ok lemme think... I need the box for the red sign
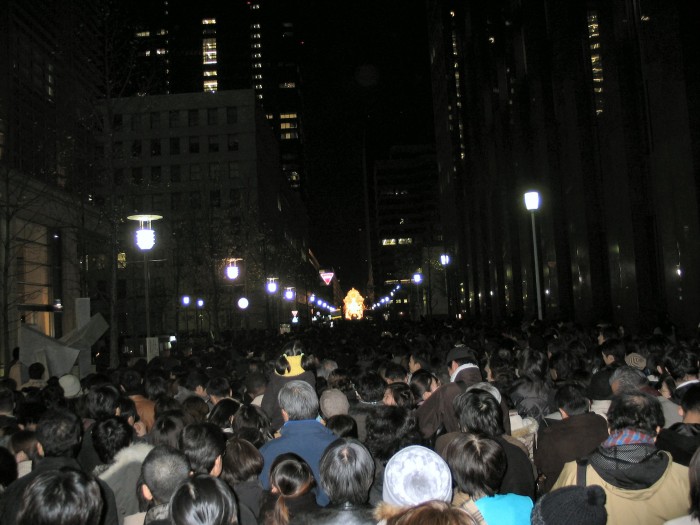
[320,271,334,285]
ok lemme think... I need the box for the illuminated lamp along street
[127,214,162,338]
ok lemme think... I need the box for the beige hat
[319,388,350,419]
[625,353,647,371]
[59,374,82,398]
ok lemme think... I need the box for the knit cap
[382,445,452,506]
[58,374,82,399]
[625,352,647,371]
[531,485,607,525]
[320,388,350,418]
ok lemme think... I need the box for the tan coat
[552,453,690,525]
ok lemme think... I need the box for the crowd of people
[1,318,700,525]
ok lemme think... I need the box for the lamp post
[196,298,204,334]
[266,278,278,331]
[412,273,423,320]
[127,214,162,338]
[524,191,543,320]
[181,295,190,335]
[440,254,450,318]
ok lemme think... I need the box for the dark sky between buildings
[297,0,435,292]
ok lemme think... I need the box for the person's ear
[211,455,223,477]
[281,409,289,422]
[141,484,154,502]
[679,406,685,417]
[36,442,45,457]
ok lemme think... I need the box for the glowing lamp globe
[524,191,540,211]
[237,297,249,309]
[136,229,155,250]
[226,265,240,280]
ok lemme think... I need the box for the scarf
[602,429,656,448]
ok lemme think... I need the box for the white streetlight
[225,258,242,280]
[524,191,543,320]
[266,278,278,294]
[238,297,249,309]
[181,295,190,335]
[412,273,423,284]
[284,287,295,301]
[127,214,162,338]
[440,254,450,266]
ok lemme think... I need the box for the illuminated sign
[320,271,334,285]
[343,288,365,320]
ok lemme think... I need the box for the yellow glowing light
[343,288,365,320]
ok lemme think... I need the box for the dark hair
[28,362,45,380]
[120,369,143,395]
[170,475,238,525]
[182,395,210,423]
[0,446,17,488]
[220,438,264,486]
[409,351,431,372]
[517,349,549,382]
[92,416,133,463]
[384,363,408,383]
[85,384,121,421]
[444,433,506,499]
[40,384,68,411]
[144,375,169,400]
[682,384,700,414]
[16,469,103,525]
[385,500,479,525]
[142,445,191,505]
[10,429,38,460]
[180,422,226,475]
[154,397,183,419]
[206,377,231,399]
[267,454,315,525]
[554,384,590,416]
[184,370,209,392]
[549,352,580,382]
[453,390,504,437]
[149,411,186,448]
[231,405,273,447]
[607,392,664,436]
[365,406,421,463]
[384,383,415,408]
[319,438,374,505]
[37,409,82,458]
[600,339,626,364]
[663,348,700,382]
[325,414,358,439]
[409,370,438,402]
[243,373,266,400]
[356,372,386,403]
[0,387,14,413]
[275,340,314,376]
[118,396,140,424]
[208,398,242,431]
[689,447,700,519]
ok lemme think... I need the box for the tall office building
[427,0,700,331]
[122,0,306,196]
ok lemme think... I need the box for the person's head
[28,362,45,380]
[0,446,17,488]
[319,438,374,505]
[607,391,664,436]
[317,359,338,380]
[10,429,38,463]
[383,500,480,525]
[182,395,210,423]
[0,387,14,414]
[267,454,315,525]
[549,352,580,382]
[517,348,549,382]
[408,351,431,374]
[409,370,439,403]
[231,404,273,447]
[141,445,191,505]
[365,406,420,463]
[355,372,387,403]
[180,422,227,476]
[85,384,121,421]
[454,389,504,437]
[206,377,232,404]
[319,389,350,419]
[16,470,103,525]
[383,383,415,408]
[445,346,479,375]
[278,380,318,421]
[600,339,626,366]
[36,409,82,458]
[275,340,314,376]
[149,411,186,448]
[531,485,607,525]
[444,433,506,500]
[689,447,700,520]
[119,369,143,395]
[118,396,140,428]
[208,398,241,431]
[184,370,209,398]
[92,416,133,464]
[384,363,408,384]
[243,372,266,401]
[597,324,618,346]
[325,414,358,438]
[663,348,700,382]
[681,384,700,420]
[144,374,169,400]
[220,438,264,486]
[554,384,590,417]
[382,445,452,506]
[609,365,648,394]
[169,475,238,525]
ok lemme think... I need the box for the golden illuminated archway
[343,288,365,320]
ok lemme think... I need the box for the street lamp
[266,278,278,294]
[237,297,249,309]
[225,258,242,280]
[284,287,295,301]
[182,295,190,334]
[440,254,451,318]
[127,214,162,338]
[524,191,543,320]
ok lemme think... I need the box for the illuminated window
[587,11,604,115]
[280,113,297,119]
[253,62,262,69]
[136,31,150,37]
[204,79,218,92]
[203,38,217,65]
[156,48,166,55]
[202,18,217,25]
[279,82,296,88]
[252,24,261,29]
[280,132,297,140]
[118,252,127,269]
[252,33,261,39]
[265,114,274,120]
[255,84,263,89]
[398,238,413,245]
[251,4,260,9]
[252,53,262,58]
[204,70,217,77]
[257,93,263,100]
[280,122,297,129]
[157,29,167,35]
[252,43,261,48]
[254,74,263,80]
[382,239,397,246]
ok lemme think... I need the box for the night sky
[298,0,435,292]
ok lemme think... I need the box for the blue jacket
[259,419,337,506]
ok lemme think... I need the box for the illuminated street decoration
[343,288,365,320]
